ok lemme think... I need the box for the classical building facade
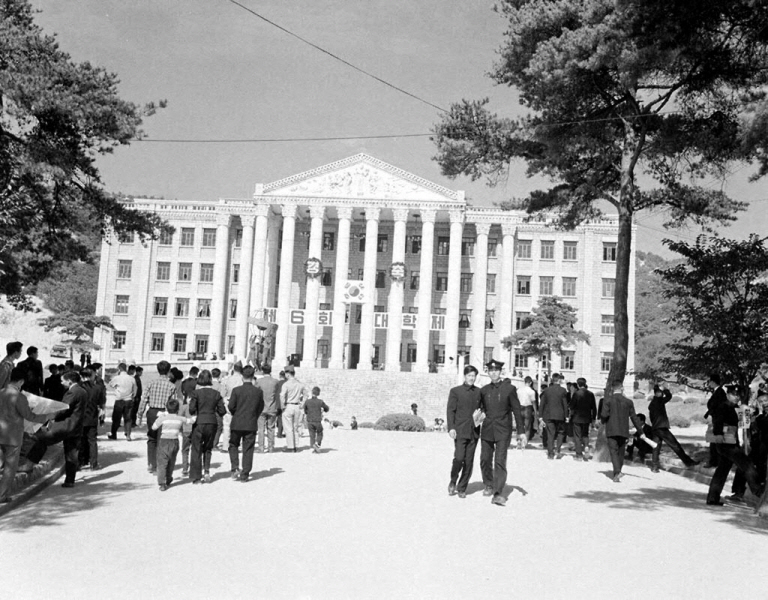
[95,154,635,386]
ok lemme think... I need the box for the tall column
[273,203,298,368]
[249,204,271,314]
[385,208,409,371]
[329,207,353,369]
[471,222,491,369]
[498,222,516,362]
[414,209,436,373]
[444,210,464,372]
[302,206,325,366]
[262,215,280,308]
[357,207,380,370]
[234,213,256,360]
[209,212,232,357]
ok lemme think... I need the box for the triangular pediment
[262,154,459,201]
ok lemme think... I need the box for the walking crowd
[0,341,331,501]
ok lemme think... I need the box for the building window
[322,268,332,287]
[226,335,236,355]
[563,241,578,261]
[117,231,134,244]
[410,271,420,290]
[486,274,496,294]
[517,275,531,295]
[200,263,214,283]
[516,239,532,259]
[408,307,418,314]
[317,339,330,359]
[232,264,240,283]
[175,298,189,317]
[372,345,381,365]
[151,333,164,352]
[462,238,475,256]
[318,303,331,310]
[483,346,495,365]
[202,228,216,247]
[159,229,173,245]
[485,310,495,330]
[357,235,366,252]
[375,271,386,288]
[601,314,615,335]
[603,242,617,262]
[374,304,385,313]
[514,352,528,369]
[459,312,471,329]
[117,260,132,279]
[173,334,187,353]
[406,343,417,363]
[114,295,129,314]
[433,307,447,315]
[197,299,212,318]
[488,238,498,257]
[562,351,575,371]
[355,305,362,324]
[234,228,243,248]
[112,330,126,349]
[357,268,365,280]
[407,235,421,254]
[437,236,450,256]
[178,263,192,281]
[229,299,238,319]
[156,262,171,281]
[515,312,531,330]
[433,345,445,364]
[153,297,168,316]
[460,273,473,293]
[562,277,577,297]
[436,272,448,292]
[601,352,614,372]
[602,278,616,298]
[195,335,209,355]
[180,228,195,247]
[377,234,388,253]
[323,231,335,251]
[540,240,555,260]
[540,276,554,296]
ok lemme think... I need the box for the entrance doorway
[350,344,360,369]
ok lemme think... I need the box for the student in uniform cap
[479,359,526,506]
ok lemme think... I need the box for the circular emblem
[343,280,366,302]
[389,261,407,282]
[305,257,323,278]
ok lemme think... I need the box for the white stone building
[95,154,635,388]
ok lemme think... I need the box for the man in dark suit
[569,377,597,461]
[78,368,105,470]
[227,365,264,482]
[704,373,727,468]
[539,373,569,459]
[446,365,482,499]
[19,346,44,396]
[479,359,526,507]
[601,380,645,482]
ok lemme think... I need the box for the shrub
[359,422,375,429]
[670,395,684,403]
[331,420,343,428]
[374,413,426,432]
[633,391,646,400]
[669,415,691,428]
[683,396,700,404]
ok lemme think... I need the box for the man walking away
[304,386,330,453]
[280,366,308,452]
[601,381,645,482]
[108,363,136,441]
[227,366,264,482]
[130,366,143,427]
[255,364,280,452]
[569,378,597,461]
[446,365,482,498]
[78,368,104,470]
[19,346,44,396]
[539,373,569,459]
[137,361,177,475]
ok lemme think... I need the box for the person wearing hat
[279,366,310,452]
[479,359,526,506]
[446,365,482,498]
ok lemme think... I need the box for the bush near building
[374,414,426,432]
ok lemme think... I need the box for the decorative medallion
[343,280,366,303]
[305,257,323,279]
[389,261,407,283]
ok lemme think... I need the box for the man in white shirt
[108,363,137,441]
[517,376,538,444]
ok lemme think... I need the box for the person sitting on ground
[626,414,655,464]
[152,399,191,491]
[304,386,329,453]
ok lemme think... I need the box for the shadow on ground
[564,486,768,534]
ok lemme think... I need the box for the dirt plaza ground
[2,427,768,600]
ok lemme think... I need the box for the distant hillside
[0,295,69,365]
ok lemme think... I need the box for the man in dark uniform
[446,365,482,499]
[479,359,526,507]
[601,380,645,482]
[569,377,597,461]
[539,373,569,459]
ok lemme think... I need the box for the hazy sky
[31,0,768,255]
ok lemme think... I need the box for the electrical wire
[133,133,432,143]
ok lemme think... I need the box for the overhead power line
[225,0,447,113]
[134,133,432,143]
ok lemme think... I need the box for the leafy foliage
[502,296,589,378]
[659,234,768,399]
[373,414,426,432]
[432,0,768,390]
[0,0,170,299]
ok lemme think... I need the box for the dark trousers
[146,408,161,470]
[63,436,80,484]
[181,431,192,472]
[572,422,590,457]
[213,413,224,448]
[607,435,628,476]
[79,425,98,467]
[229,430,256,476]
[733,444,767,497]
[130,399,140,427]
[708,443,719,467]
[707,443,762,503]
[522,406,536,441]
[450,436,478,492]
[276,409,284,437]
[652,427,696,467]
[480,437,510,496]
[156,438,179,486]
[110,400,133,437]
[190,422,217,481]
[545,420,565,456]
[308,421,324,447]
